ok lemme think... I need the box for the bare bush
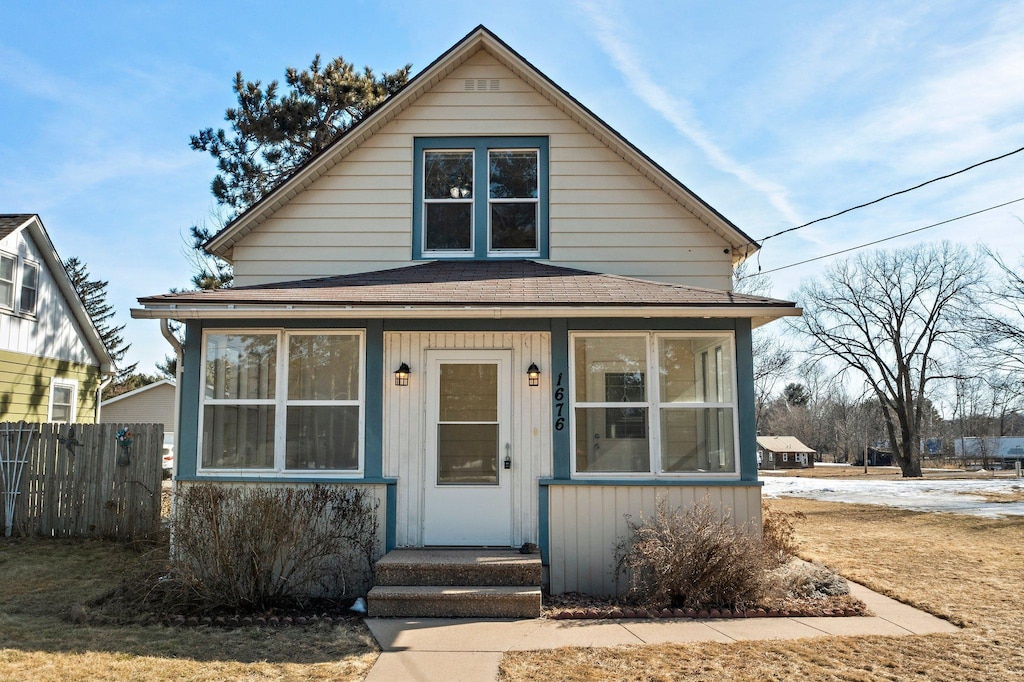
[761,502,802,567]
[766,559,850,599]
[167,484,379,611]
[615,498,770,610]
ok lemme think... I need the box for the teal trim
[539,478,762,487]
[735,319,758,482]
[385,482,397,552]
[551,319,570,479]
[176,321,202,479]
[176,475,398,485]
[364,320,384,479]
[538,484,549,564]
[412,136,549,260]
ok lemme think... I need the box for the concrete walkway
[364,581,957,681]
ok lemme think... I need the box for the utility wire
[751,144,1024,247]
[740,196,1024,278]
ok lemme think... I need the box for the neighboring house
[100,379,176,437]
[0,214,113,423]
[757,435,815,470]
[853,446,894,467]
[955,437,1024,468]
[132,27,800,596]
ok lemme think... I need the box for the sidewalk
[364,581,958,682]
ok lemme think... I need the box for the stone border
[547,605,866,620]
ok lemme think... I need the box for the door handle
[504,442,512,469]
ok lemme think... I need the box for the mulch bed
[543,593,868,620]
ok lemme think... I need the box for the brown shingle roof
[139,260,794,308]
[0,214,34,241]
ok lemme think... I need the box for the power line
[750,144,1024,247]
[741,196,1024,278]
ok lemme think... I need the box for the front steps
[367,548,542,618]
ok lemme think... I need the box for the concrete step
[375,548,541,587]
[367,585,542,618]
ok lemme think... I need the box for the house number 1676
[553,372,565,431]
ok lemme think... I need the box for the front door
[423,349,513,546]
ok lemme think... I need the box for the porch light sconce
[527,363,541,387]
[394,362,411,387]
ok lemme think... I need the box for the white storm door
[423,349,513,546]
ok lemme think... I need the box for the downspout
[94,371,115,423]
[161,319,184,546]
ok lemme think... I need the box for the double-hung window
[199,330,364,475]
[0,252,14,309]
[19,260,38,315]
[48,379,77,423]
[571,332,739,477]
[414,137,548,259]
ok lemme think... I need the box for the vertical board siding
[0,422,162,539]
[231,49,732,291]
[547,484,763,596]
[382,332,552,547]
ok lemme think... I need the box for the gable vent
[464,79,501,91]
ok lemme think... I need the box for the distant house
[757,436,815,470]
[0,214,113,422]
[100,379,176,438]
[955,437,1024,468]
[853,446,893,467]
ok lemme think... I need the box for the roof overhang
[5,215,114,373]
[131,303,800,328]
[204,26,759,263]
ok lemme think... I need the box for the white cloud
[575,0,803,225]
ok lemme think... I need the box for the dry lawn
[762,465,1020,480]
[501,498,1024,681]
[0,539,378,681]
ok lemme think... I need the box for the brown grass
[501,499,1024,681]
[0,539,378,681]
[763,465,1021,480]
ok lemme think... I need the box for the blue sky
[2,0,1023,374]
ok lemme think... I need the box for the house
[757,435,815,470]
[1,214,113,422]
[132,26,800,599]
[955,437,1024,469]
[100,379,176,470]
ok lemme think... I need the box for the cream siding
[547,484,763,596]
[101,382,177,433]
[382,331,552,548]
[0,228,97,366]
[231,49,733,290]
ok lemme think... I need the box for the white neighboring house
[0,214,113,422]
[101,379,177,472]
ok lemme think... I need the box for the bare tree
[791,242,985,477]
[976,245,1024,373]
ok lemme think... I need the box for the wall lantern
[394,362,411,387]
[527,362,541,387]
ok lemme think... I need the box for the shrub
[166,484,379,611]
[761,502,802,567]
[766,559,850,599]
[615,497,771,610]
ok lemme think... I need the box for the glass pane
[53,386,73,406]
[19,285,36,314]
[286,405,359,470]
[0,281,11,309]
[439,363,497,422]
[490,203,537,251]
[574,336,647,403]
[51,403,70,423]
[204,334,277,400]
[438,423,498,484]
[425,151,473,199]
[660,408,735,472]
[575,407,649,472]
[425,203,472,250]
[659,337,733,403]
[288,334,359,401]
[21,264,37,288]
[201,405,275,469]
[489,150,538,198]
[0,255,13,282]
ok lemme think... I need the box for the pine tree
[64,257,137,381]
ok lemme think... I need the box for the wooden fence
[0,422,163,540]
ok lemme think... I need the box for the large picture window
[571,333,738,477]
[414,137,548,260]
[200,330,363,474]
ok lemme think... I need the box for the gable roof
[204,25,758,262]
[100,379,175,407]
[134,259,798,326]
[0,214,114,372]
[757,436,816,454]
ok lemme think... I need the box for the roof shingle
[0,214,34,241]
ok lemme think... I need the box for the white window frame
[48,378,78,423]
[0,250,15,310]
[197,328,366,477]
[19,259,39,316]
[422,148,476,258]
[569,331,741,480]
[486,147,541,257]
